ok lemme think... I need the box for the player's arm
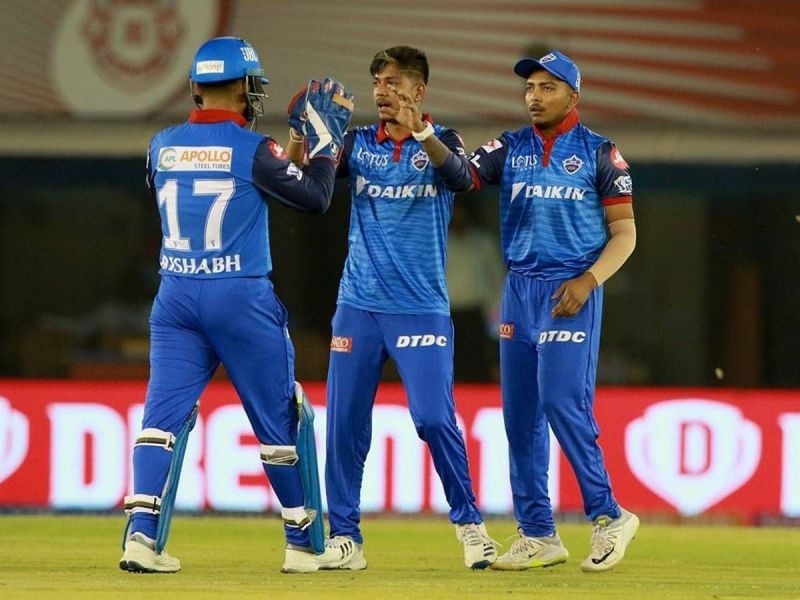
[430,128,474,192]
[145,144,156,202]
[252,138,335,214]
[464,136,509,193]
[551,143,636,318]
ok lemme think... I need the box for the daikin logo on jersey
[510,182,586,203]
[355,176,438,199]
[157,146,233,172]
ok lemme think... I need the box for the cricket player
[466,50,639,572]
[287,46,497,570]
[118,36,353,574]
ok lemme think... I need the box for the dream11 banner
[0,380,798,522]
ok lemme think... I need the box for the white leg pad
[260,444,298,466]
[135,428,175,451]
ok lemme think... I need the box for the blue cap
[190,36,269,85]
[514,50,580,92]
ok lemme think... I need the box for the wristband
[289,128,305,143]
[411,122,435,142]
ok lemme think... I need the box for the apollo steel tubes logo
[625,399,761,515]
[0,397,29,485]
[50,0,230,116]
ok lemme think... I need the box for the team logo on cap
[411,149,430,171]
[539,53,557,63]
[562,154,583,174]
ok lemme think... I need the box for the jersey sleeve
[467,135,510,190]
[145,142,156,202]
[252,136,336,213]
[434,128,473,192]
[335,130,356,179]
[595,141,633,206]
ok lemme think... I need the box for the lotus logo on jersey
[356,148,389,169]
[499,324,514,339]
[396,335,448,348]
[511,155,538,170]
[538,330,586,344]
[330,336,353,353]
[626,399,761,515]
[613,175,633,194]
[0,397,29,485]
[510,183,586,203]
[411,149,430,171]
[562,154,583,174]
[356,176,438,200]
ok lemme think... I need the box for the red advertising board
[1,380,798,522]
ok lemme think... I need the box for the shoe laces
[505,532,549,557]
[589,517,617,556]
[459,524,500,549]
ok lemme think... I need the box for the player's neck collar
[377,114,433,143]
[188,109,248,127]
[533,109,580,140]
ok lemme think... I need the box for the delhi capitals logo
[562,154,583,174]
[411,149,430,171]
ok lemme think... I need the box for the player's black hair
[370,46,429,84]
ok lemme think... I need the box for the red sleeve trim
[469,164,482,191]
[602,195,633,206]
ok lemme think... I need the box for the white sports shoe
[455,522,498,569]
[281,536,367,573]
[318,536,367,570]
[119,532,181,573]
[491,531,569,571]
[581,507,640,572]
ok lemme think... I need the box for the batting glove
[302,78,354,161]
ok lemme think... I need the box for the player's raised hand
[303,77,354,161]
[388,84,424,133]
[287,84,308,135]
[551,272,597,318]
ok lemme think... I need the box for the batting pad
[155,403,199,554]
[295,382,325,554]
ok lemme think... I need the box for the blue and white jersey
[469,110,633,280]
[335,120,470,316]
[147,109,334,278]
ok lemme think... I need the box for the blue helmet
[189,37,269,126]
[190,36,269,85]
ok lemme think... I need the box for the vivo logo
[626,399,761,515]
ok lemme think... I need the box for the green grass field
[1,515,798,599]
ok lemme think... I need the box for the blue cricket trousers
[500,271,619,537]
[325,305,483,543]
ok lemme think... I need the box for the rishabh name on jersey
[498,123,625,280]
[337,124,454,316]
[149,120,269,279]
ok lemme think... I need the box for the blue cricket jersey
[469,110,633,280]
[335,120,471,315]
[147,109,335,278]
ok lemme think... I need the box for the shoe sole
[119,560,179,574]
[490,555,568,571]
[468,560,493,570]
